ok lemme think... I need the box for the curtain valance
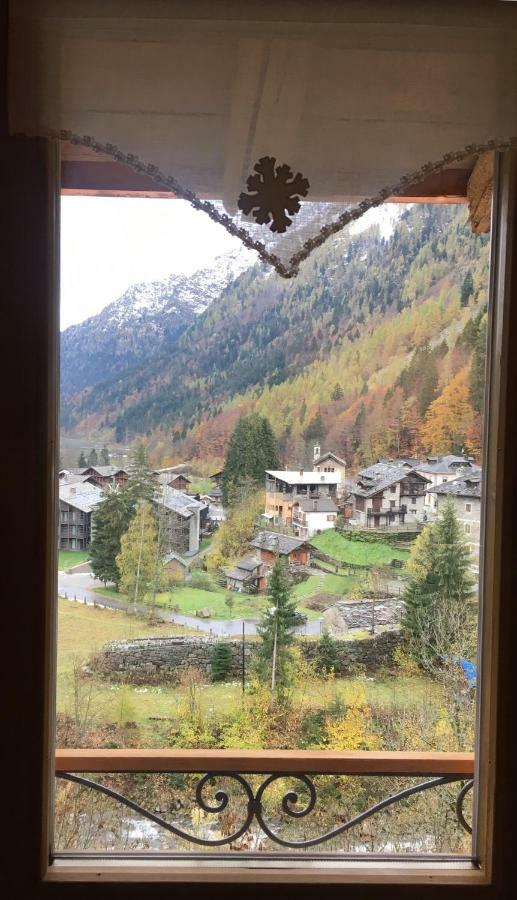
[9,1,517,275]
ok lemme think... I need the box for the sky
[60,197,402,331]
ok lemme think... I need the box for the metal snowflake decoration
[238,156,310,233]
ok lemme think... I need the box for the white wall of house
[352,480,428,527]
[294,508,337,538]
[417,470,457,508]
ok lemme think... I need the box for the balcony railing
[55,749,474,856]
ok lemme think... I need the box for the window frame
[3,127,517,893]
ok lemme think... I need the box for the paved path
[57,571,323,637]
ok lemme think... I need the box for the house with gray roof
[154,486,207,556]
[415,455,481,510]
[225,555,263,593]
[313,447,347,497]
[428,472,482,572]
[349,462,429,529]
[227,531,311,593]
[58,481,104,550]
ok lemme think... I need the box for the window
[390,500,395,508]
[390,485,397,492]
[411,496,417,503]
[466,503,472,512]
[327,514,336,521]
[465,523,471,535]
[7,10,516,888]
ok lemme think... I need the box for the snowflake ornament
[237,156,310,233]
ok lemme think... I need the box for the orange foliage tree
[420,368,475,455]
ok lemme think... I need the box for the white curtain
[9,0,517,274]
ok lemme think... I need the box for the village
[57,443,481,638]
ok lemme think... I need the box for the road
[57,571,323,637]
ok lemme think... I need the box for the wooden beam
[55,748,475,775]
[60,157,472,203]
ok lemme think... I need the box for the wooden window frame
[2,100,517,900]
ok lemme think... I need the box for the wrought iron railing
[55,750,475,855]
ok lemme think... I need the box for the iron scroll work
[56,769,474,851]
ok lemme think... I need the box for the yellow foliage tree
[420,367,474,455]
[207,489,264,571]
[116,501,160,607]
[324,684,380,751]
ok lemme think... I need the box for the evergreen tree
[222,413,279,505]
[116,501,159,608]
[469,318,487,415]
[256,559,299,696]
[460,270,474,307]
[77,451,87,468]
[331,382,344,401]
[101,446,111,466]
[315,631,339,674]
[211,642,232,682]
[87,448,98,467]
[403,498,474,667]
[127,442,156,506]
[90,489,134,587]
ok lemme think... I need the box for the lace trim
[53,130,513,278]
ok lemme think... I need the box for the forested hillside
[61,205,489,468]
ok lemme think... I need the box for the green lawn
[311,530,409,566]
[56,599,440,740]
[292,573,359,601]
[58,549,90,572]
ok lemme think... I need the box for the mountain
[60,247,254,397]
[61,205,489,468]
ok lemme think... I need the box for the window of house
[390,485,397,492]
[466,503,472,512]
[11,2,517,890]
[465,524,472,535]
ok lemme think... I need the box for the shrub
[211,642,232,682]
[189,570,217,592]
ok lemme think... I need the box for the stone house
[313,447,347,498]
[80,465,129,489]
[415,455,481,510]
[265,469,340,527]
[154,486,207,556]
[227,532,311,593]
[428,472,482,573]
[291,496,338,538]
[349,462,430,528]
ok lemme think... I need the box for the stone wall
[92,630,404,685]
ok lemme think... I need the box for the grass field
[311,531,409,566]
[292,573,359,601]
[56,599,439,741]
[58,549,90,572]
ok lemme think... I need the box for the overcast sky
[60,197,402,331]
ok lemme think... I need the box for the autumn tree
[420,368,475,455]
[116,501,160,609]
[207,489,264,570]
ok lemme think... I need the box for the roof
[226,555,261,581]
[154,486,206,518]
[350,463,429,498]
[59,473,89,485]
[429,472,482,499]
[80,465,128,477]
[250,531,307,554]
[314,451,346,467]
[266,469,340,486]
[296,497,338,513]
[416,455,480,476]
[378,457,421,468]
[59,481,104,513]
[163,551,189,568]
